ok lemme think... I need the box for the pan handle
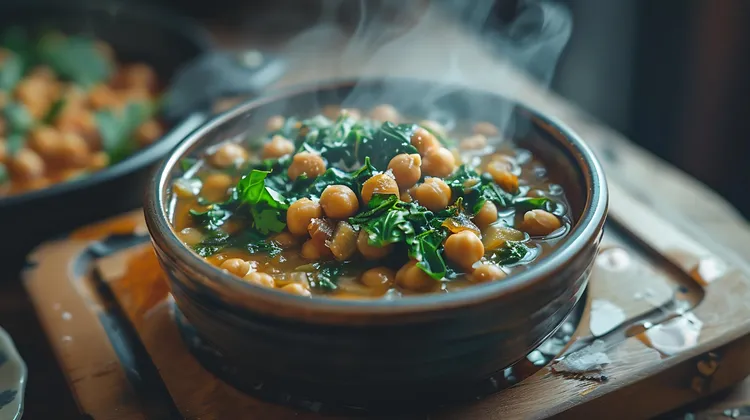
[161,49,287,122]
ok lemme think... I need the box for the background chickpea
[320,185,359,219]
[418,120,447,138]
[413,177,451,211]
[459,134,487,150]
[209,143,248,168]
[262,135,295,159]
[220,258,251,277]
[360,172,399,204]
[287,198,323,236]
[471,263,506,283]
[121,63,157,91]
[88,84,120,110]
[28,126,61,159]
[444,231,485,270]
[281,283,312,297]
[357,230,392,260]
[473,201,498,229]
[10,148,45,180]
[473,121,499,137]
[396,260,435,292]
[322,105,341,120]
[369,104,400,122]
[521,209,562,236]
[58,132,90,168]
[422,147,456,177]
[410,127,439,155]
[387,153,422,189]
[360,267,395,289]
[135,120,164,146]
[266,115,285,132]
[486,161,519,193]
[287,152,326,181]
[244,272,275,288]
[88,152,109,171]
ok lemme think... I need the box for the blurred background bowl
[0,0,213,271]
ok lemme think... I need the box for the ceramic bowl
[0,327,26,420]
[145,78,608,411]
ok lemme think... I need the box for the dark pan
[0,0,212,270]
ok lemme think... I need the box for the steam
[275,0,572,136]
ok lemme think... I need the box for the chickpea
[473,201,498,229]
[272,231,298,248]
[329,221,359,261]
[387,153,422,189]
[338,108,361,120]
[88,151,109,171]
[287,198,323,236]
[0,140,7,163]
[58,132,90,168]
[262,135,295,159]
[122,63,157,90]
[209,143,248,168]
[88,84,120,109]
[473,121,499,137]
[15,78,52,118]
[410,127,439,156]
[281,283,312,297]
[244,272,275,288]
[422,147,456,177]
[444,231,485,270]
[219,258,251,277]
[28,126,61,158]
[360,172,399,205]
[322,105,341,120]
[459,134,487,150]
[486,161,519,193]
[521,209,562,236]
[179,227,204,246]
[357,230,392,260]
[369,104,400,122]
[201,173,233,201]
[10,148,45,180]
[396,260,435,292]
[302,239,331,260]
[360,267,396,289]
[471,263,506,283]
[266,115,285,132]
[413,177,451,212]
[320,185,359,219]
[135,120,164,146]
[400,191,413,202]
[287,152,326,181]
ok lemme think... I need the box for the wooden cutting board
[20,179,750,419]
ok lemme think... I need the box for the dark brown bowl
[144,78,608,412]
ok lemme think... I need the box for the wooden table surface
[3,13,750,420]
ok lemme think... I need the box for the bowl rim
[145,77,608,317]
[0,0,214,209]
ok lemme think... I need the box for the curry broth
[171,106,572,299]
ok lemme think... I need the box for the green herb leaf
[408,230,447,280]
[512,196,564,215]
[42,98,66,124]
[3,102,33,134]
[235,169,289,234]
[309,261,349,291]
[37,33,112,87]
[492,241,529,265]
[179,158,198,173]
[0,163,9,185]
[444,165,513,214]
[96,101,154,163]
[0,51,23,91]
[357,122,419,169]
[193,228,280,257]
[6,133,26,157]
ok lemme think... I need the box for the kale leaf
[235,169,289,235]
[491,241,530,266]
[357,122,419,170]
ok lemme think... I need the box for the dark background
[152,0,750,218]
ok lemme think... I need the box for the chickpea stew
[0,27,164,196]
[172,105,572,299]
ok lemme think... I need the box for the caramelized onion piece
[441,213,481,237]
[482,224,526,251]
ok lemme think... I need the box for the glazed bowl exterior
[0,0,212,270]
[145,78,608,410]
